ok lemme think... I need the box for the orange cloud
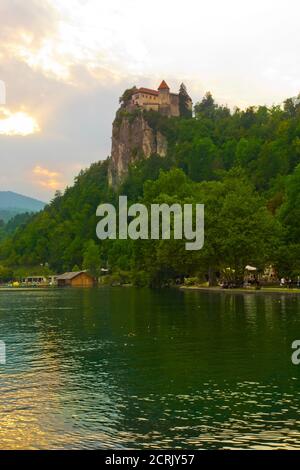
[33,165,59,178]
[32,165,63,190]
[38,179,60,189]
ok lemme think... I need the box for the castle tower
[158,80,171,116]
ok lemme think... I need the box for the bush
[184,277,200,286]
[132,271,151,287]
[0,265,14,283]
[100,270,132,286]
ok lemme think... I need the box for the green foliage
[131,270,151,287]
[0,161,109,273]
[133,168,281,286]
[194,92,230,120]
[184,277,200,286]
[83,239,101,277]
[179,83,192,118]
[200,169,281,281]
[279,163,300,242]
[0,265,14,283]
[1,91,300,284]
[0,212,34,242]
[102,270,132,286]
[119,86,137,106]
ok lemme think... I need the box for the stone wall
[170,93,180,117]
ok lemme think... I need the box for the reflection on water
[0,287,300,449]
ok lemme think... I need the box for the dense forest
[1,92,300,286]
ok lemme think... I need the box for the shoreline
[180,286,300,295]
[1,285,300,296]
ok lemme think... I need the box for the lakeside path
[181,286,300,295]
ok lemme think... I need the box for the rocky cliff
[108,111,168,187]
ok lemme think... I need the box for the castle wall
[143,103,160,112]
[132,92,159,107]
[157,89,170,116]
[170,93,180,117]
[158,89,170,105]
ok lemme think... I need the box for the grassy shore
[181,285,300,295]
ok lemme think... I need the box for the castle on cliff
[129,80,192,117]
[108,81,193,186]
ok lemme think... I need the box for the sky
[0,0,299,201]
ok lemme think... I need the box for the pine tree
[179,83,192,118]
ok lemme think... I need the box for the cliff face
[108,112,168,187]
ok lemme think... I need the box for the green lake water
[0,287,300,449]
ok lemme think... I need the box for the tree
[119,87,137,107]
[0,265,13,283]
[179,83,192,118]
[82,240,101,277]
[193,170,282,284]
[283,95,300,118]
[279,163,300,242]
[194,92,217,119]
[139,168,280,285]
[185,137,220,182]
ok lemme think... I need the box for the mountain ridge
[0,191,45,210]
[0,191,46,222]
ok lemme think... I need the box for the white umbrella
[245,265,257,271]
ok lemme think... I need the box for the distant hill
[0,191,45,222]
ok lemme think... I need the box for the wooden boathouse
[56,271,95,287]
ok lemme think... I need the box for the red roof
[158,80,170,90]
[134,87,159,96]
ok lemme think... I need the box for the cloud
[38,179,61,189]
[0,108,39,136]
[0,0,134,83]
[0,0,75,86]
[0,80,6,105]
[1,0,300,201]
[33,165,59,178]
[1,0,300,101]
[0,0,58,50]
[32,165,63,190]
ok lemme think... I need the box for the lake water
[0,287,300,449]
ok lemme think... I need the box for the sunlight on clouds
[33,166,60,178]
[5,0,149,83]
[17,39,70,81]
[1,0,300,105]
[39,179,61,189]
[33,165,62,190]
[0,109,40,136]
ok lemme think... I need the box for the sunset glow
[0,110,40,136]
[33,165,62,190]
